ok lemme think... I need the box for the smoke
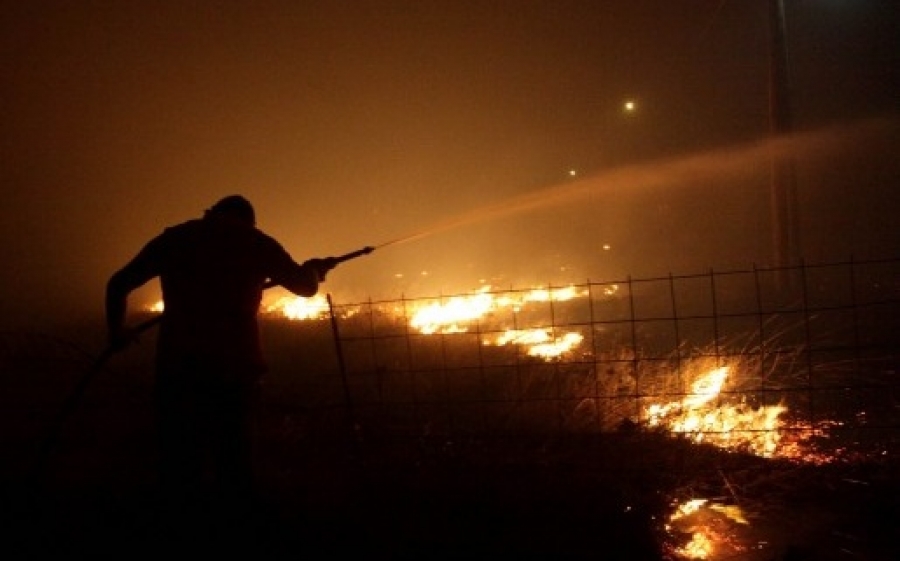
[347,116,899,297]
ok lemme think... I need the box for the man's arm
[270,260,324,297]
[106,238,164,351]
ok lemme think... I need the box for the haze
[2,1,898,331]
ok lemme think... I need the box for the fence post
[327,293,361,462]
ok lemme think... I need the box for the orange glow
[676,532,714,560]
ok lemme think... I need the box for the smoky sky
[2,1,898,330]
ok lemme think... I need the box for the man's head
[206,195,256,226]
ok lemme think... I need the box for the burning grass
[249,285,894,560]
[25,275,897,559]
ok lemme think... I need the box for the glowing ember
[665,498,751,560]
[676,532,714,560]
[670,498,708,521]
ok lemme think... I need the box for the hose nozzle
[332,245,375,264]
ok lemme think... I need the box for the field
[2,264,900,560]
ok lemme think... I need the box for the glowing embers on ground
[664,498,753,560]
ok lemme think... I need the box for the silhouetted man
[106,195,336,513]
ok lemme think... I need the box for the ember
[664,498,752,560]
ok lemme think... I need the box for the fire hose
[29,245,375,490]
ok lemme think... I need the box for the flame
[264,294,330,320]
[670,499,708,521]
[645,366,812,459]
[654,364,838,559]
[409,287,495,335]
[485,329,585,359]
[148,284,595,358]
[643,363,839,463]
[676,532,714,560]
[402,285,590,359]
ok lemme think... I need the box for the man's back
[107,202,319,370]
[153,217,280,368]
[104,195,327,507]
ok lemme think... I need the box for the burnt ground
[3,429,899,561]
[6,434,668,560]
[2,323,898,560]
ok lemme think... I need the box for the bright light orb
[623,100,636,112]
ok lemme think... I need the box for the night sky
[2,1,898,330]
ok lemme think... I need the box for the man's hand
[303,257,339,282]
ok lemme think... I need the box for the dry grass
[1,306,897,560]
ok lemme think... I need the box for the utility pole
[769,0,801,287]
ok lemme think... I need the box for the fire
[664,498,752,560]
[149,284,590,359]
[676,532,714,560]
[644,365,827,460]
[408,287,495,335]
[264,294,330,320]
[486,329,585,359]
[404,285,590,359]
[654,364,838,560]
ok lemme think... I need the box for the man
[106,195,336,510]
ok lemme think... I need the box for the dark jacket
[106,214,320,372]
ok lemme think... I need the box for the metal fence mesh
[328,258,900,462]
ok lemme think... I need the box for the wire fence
[3,257,898,475]
[327,258,900,463]
[4,258,897,560]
